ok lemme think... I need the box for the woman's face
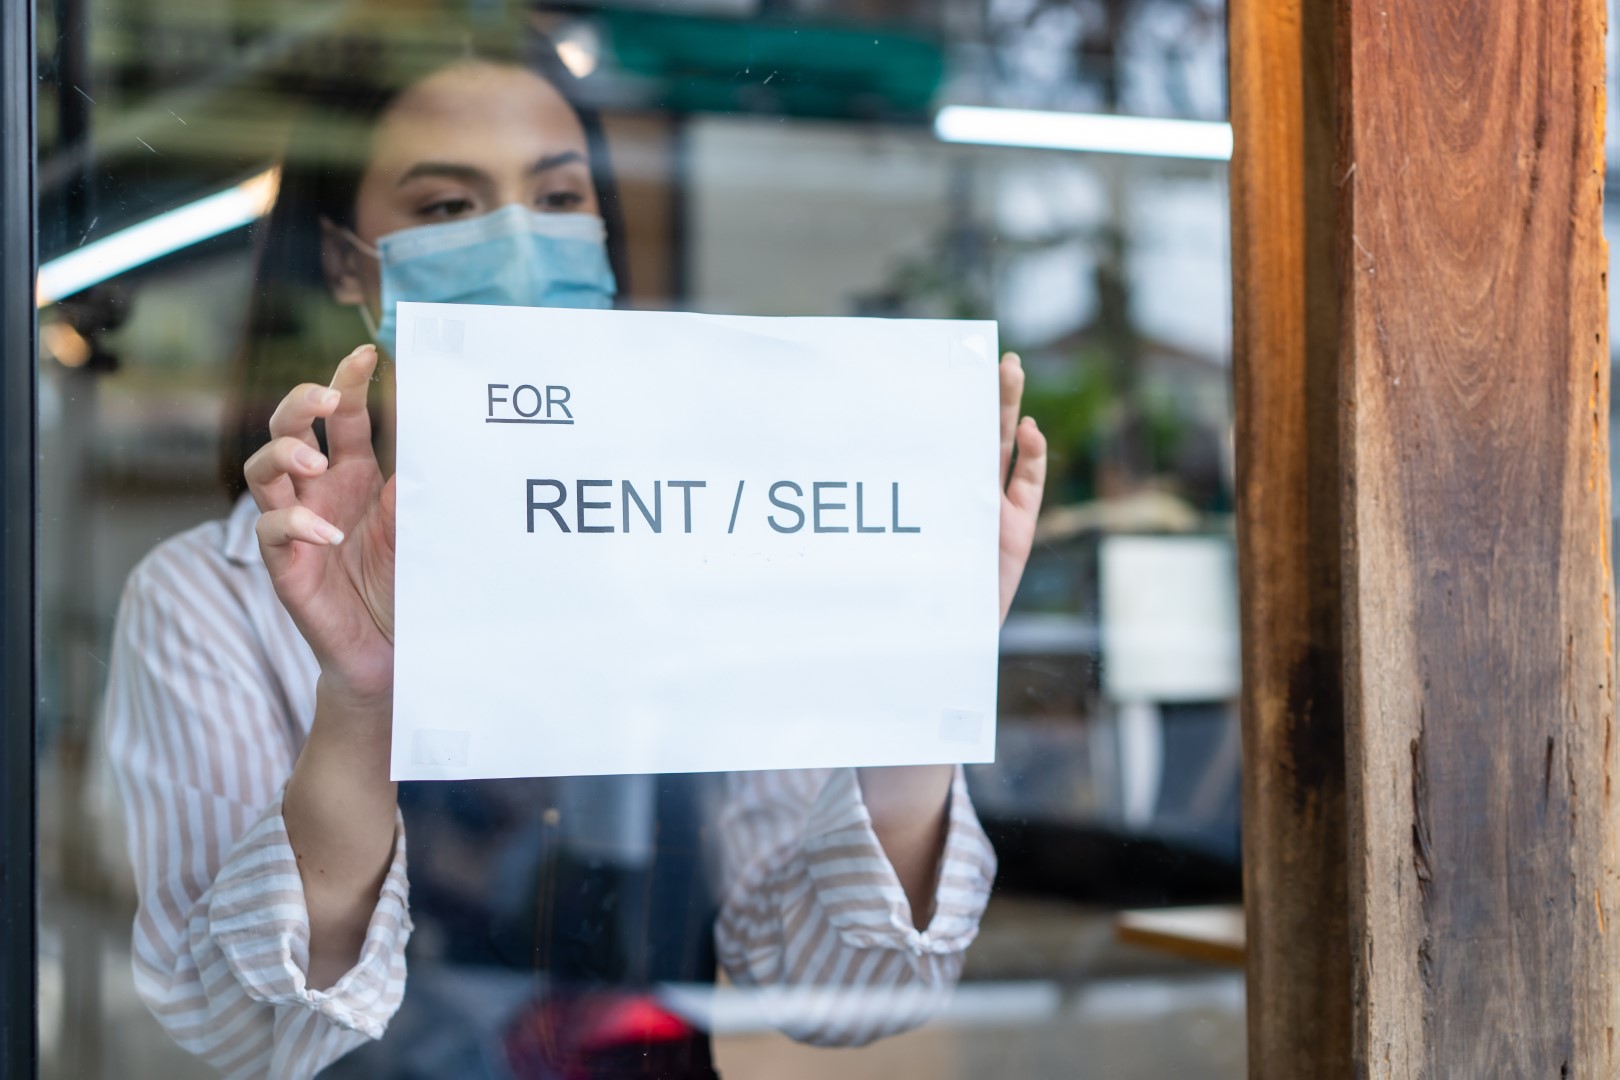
[326,60,600,312]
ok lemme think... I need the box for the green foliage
[1019,345,1116,505]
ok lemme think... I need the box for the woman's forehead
[370,61,588,172]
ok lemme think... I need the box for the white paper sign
[391,302,1001,780]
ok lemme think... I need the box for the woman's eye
[538,190,584,211]
[421,197,475,219]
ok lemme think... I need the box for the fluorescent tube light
[935,105,1232,162]
[37,167,280,307]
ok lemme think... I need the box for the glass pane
[36,2,1241,1078]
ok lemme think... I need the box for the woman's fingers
[264,344,375,461]
[324,344,378,466]
[998,417,1047,624]
[251,344,374,581]
[256,504,345,550]
[244,436,329,512]
[269,382,342,450]
[999,353,1026,488]
[1006,416,1047,516]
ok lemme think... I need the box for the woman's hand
[859,354,1047,927]
[998,352,1047,623]
[244,344,395,704]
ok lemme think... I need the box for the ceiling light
[935,106,1232,162]
[37,167,280,307]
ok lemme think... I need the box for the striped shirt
[104,494,998,1079]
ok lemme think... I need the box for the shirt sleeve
[712,766,997,1046]
[103,548,413,1080]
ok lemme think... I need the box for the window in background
[35,2,1242,1078]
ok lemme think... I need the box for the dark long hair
[219,13,629,501]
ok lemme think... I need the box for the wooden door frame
[1230,0,1615,1073]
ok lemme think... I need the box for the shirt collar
[222,492,263,567]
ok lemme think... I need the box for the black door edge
[2,0,40,1073]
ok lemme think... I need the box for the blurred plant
[1020,349,1198,507]
[1019,346,1114,504]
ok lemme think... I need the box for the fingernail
[295,447,325,471]
[317,521,344,544]
[320,388,341,408]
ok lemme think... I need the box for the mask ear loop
[337,226,386,348]
[356,295,384,348]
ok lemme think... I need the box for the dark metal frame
[1,0,38,1073]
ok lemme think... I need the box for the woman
[105,15,1048,1080]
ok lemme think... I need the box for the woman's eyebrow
[527,150,585,175]
[395,161,491,187]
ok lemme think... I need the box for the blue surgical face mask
[346,203,617,355]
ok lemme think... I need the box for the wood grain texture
[1229,0,1354,1074]
[1338,0,1615,1073]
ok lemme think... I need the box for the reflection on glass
[37,3,1245,1079]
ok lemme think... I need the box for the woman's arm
[105,538,411,1080]
[103,342,411,1079]
[853,353,1047,929]
[712,766,997,1046]
[244,343,405,989]
[855,764,953,927]
[282,682,398,990]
